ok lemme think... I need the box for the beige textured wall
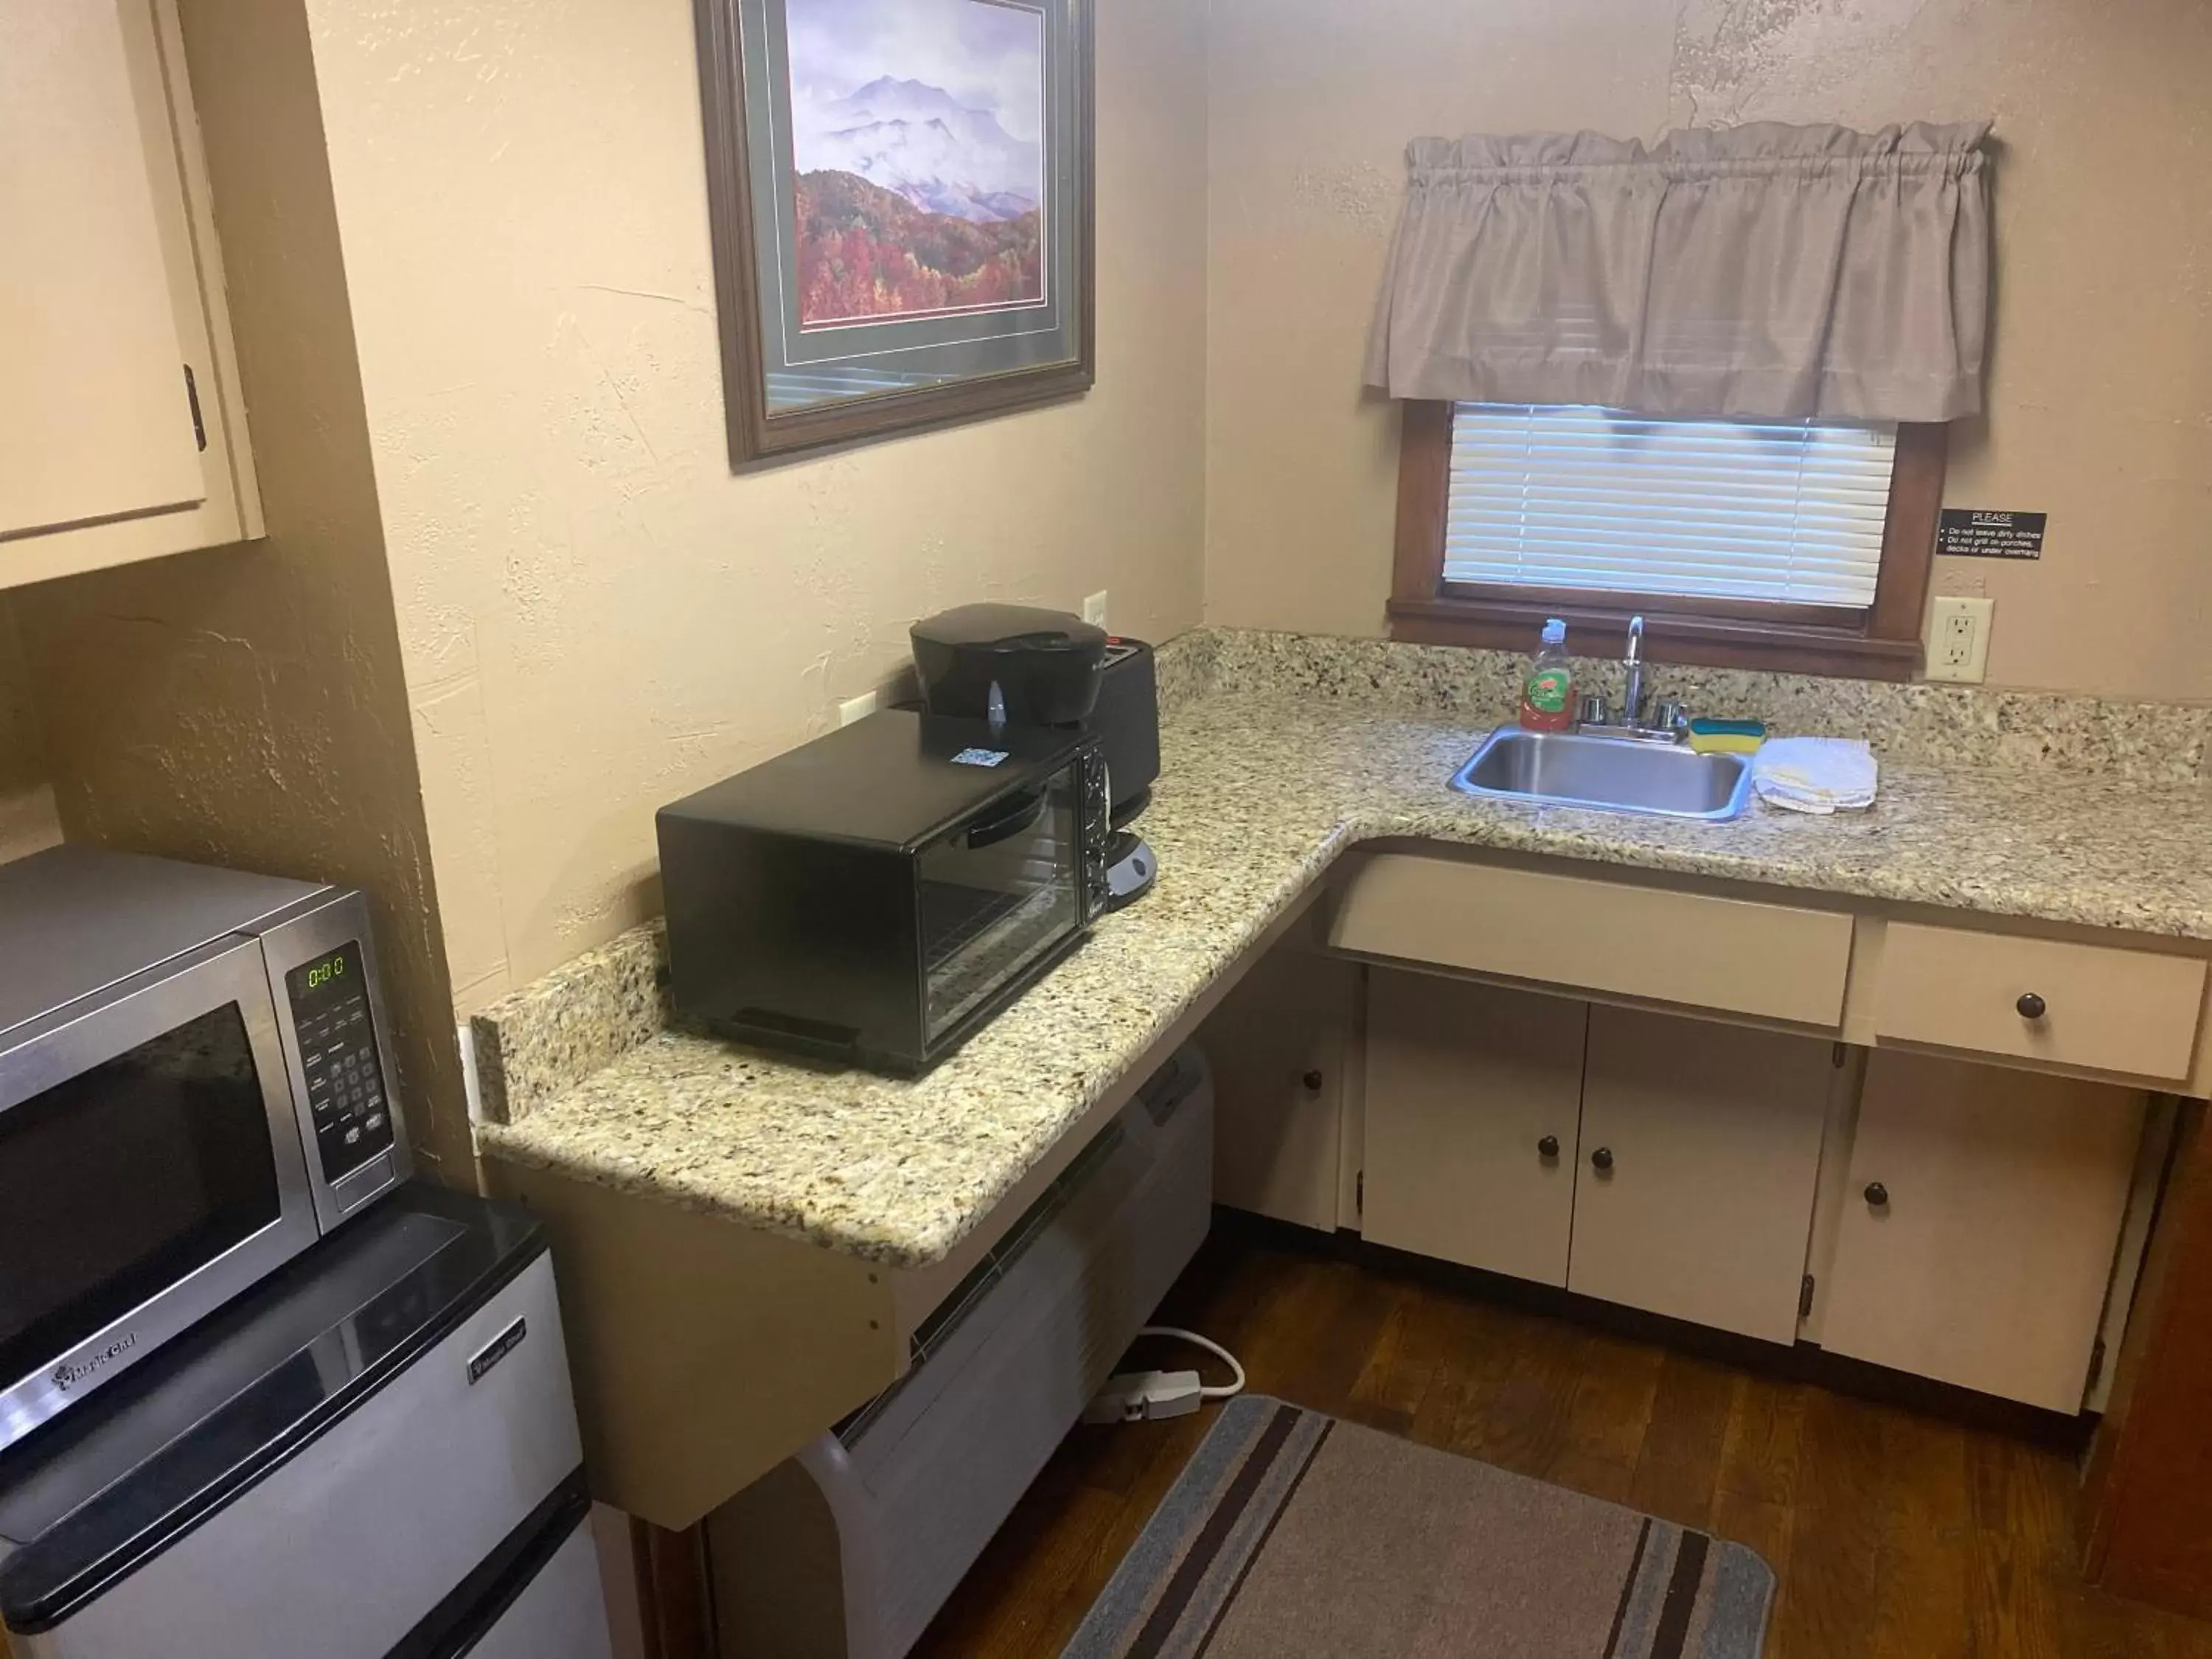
[1204,0,2212,703]
[10,0,471,1180]
[296,0,1209,1009]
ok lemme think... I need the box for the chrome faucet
[1572,615,1686,742]
[1621,615,1646,730]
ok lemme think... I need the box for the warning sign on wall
[1937,509,2047,560]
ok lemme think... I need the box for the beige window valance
[1365,121,1992,423]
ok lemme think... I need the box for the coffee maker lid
[910,603,1106,656]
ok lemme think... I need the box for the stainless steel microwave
[0,847,411,1451]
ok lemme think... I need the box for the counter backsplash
[471,922,669,1133]
[1156,627,2212,787]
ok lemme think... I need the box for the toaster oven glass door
[919,762,1084,1044]
[0,939,320,1450]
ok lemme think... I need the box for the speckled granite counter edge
[470,739,2212,1268]
[470,623,2212,1130]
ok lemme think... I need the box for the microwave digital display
[285,940,393,1183]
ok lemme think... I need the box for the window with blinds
[1444,405,1899,610]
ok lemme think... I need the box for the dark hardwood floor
[914,1222,2212,1659]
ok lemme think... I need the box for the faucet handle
[1652,699,1689,735]
[1577,694,1610,728]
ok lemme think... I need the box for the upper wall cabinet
[0,0,260,590]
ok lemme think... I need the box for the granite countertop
[473,634,2212,1272]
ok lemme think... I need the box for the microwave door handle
[964,790,1047,851]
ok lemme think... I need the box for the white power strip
[1082,1368,1203,1424]
[1081,1326,1246,1426]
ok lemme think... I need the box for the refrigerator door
[3,1197,582,1659]
[458,1511,613,1659]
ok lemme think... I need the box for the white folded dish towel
[1752,737,1879,815]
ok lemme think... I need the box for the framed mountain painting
[695,0,1094,462]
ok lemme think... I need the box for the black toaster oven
[657,711,1110,1074]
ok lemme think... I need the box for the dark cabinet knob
[1301,1070,1324,1091]
[2017,992,2047,1021]
[1538,1135,1561,1159]
[1590,1147,1614,1173]
[1865,1181,1890,1208]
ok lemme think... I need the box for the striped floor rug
[1063,1396,1773,1659]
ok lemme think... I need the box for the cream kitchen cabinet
[1301,848,2186,1402]
[1359,984,1832,1339]
[1203,943,1358,1232]
[1816,1051,2147,1413]
[1,0,260,588]
[1362,969,1587,1285]
[1568,1007,1835,1343]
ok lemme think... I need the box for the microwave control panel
[285,939,394,1183]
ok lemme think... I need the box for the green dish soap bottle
[1519,617,1575,732]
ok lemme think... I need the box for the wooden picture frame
[693,0,1096,465]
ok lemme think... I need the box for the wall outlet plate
[1926,596,1994,684]
[1082,591,1109,629]
[456,1020,485,1123]
[837,691,880,727]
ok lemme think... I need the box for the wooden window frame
[1387,400,1947,681]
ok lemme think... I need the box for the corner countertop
[473,658,2212,1271]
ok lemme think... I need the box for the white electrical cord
[1138,1326,1246,1400]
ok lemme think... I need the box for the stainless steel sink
[1453,726,1754,821]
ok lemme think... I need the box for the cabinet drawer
[1332,854,1852,1028]
[1874,924,2206,1082]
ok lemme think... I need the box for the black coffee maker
[911,604,1161,908]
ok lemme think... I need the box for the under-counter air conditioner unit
[705,1046,1215,1659]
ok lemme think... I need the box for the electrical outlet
[837,691,880,727]
[1082,591,1109,630]
[1926,596,1994,684]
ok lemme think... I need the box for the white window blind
[1445,405,1899,608]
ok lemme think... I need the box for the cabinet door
[1363,970,1586,1286]
[0,1,206,538]
[1571,1007,1832,1343]
[1204,947,1357,1231]
[1820,1051,2144,1412]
